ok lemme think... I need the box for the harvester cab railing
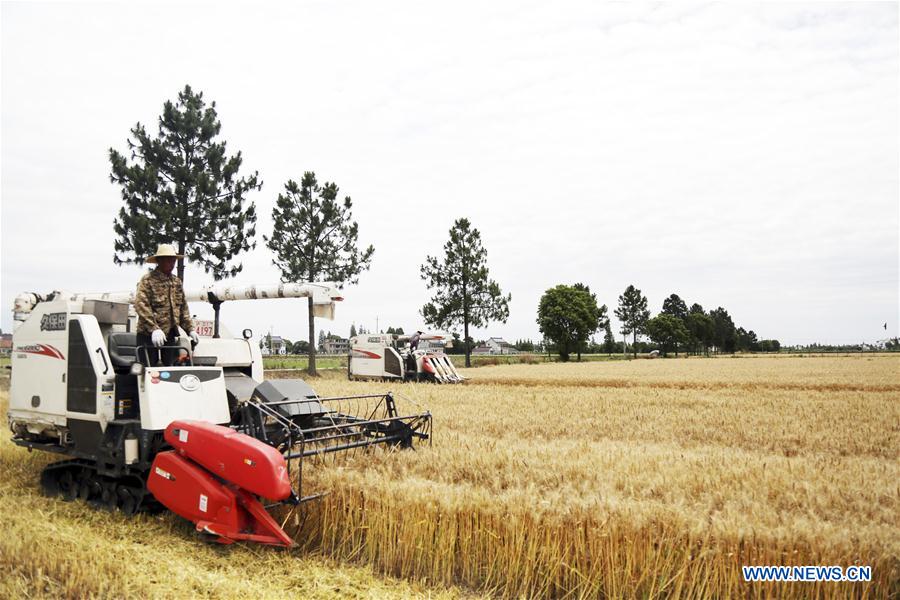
[135,343,194,368]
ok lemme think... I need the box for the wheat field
[290,355,899,598]
[1,355,898,598]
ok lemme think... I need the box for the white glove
[189,331,200,344]
[151,329,166,347]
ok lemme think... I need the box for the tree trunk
[177,240,186,282]
[462,271,471,368]
[633,331,638,358]
[307,296,317,376]
[464,320,471,368]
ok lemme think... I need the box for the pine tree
[615,285,650,358]
[109,85,261,282]
[603,320,616,354]
[661,294,688,321]
[265,172,374,375]
[660,294,689,356]
[421,218,510,367]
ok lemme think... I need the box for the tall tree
[109,85,261,282]
[350,324,358,338]
[421,218,510,367]
[709,307,737,354]
[615,285,650,358]
[537,284,608,362]
[571,283,609,361]
[265,172,374,376]
[736,327,760,352]
[685,311,714,356]
[661,294,688,321]
[602,320,617,354]
[660,293,689,356]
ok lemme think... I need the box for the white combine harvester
[348,331,466,383]
[8,282,430,546]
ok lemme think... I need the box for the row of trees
[639,291,779,357]
[110,85,793,369]
[537,284,779,360]
[110,86,512,373]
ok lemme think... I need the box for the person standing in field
[134,243,199,365]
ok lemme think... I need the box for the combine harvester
[349,331,466,383]
[8,283,431,547]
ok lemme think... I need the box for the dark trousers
[136,330,179,367]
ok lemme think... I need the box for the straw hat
[146,243,184,264]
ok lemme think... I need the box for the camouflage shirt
[134,269,193,335]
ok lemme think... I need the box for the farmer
[134,244,199,365]
[409,330,423,351]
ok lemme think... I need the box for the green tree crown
[420,218,510,367]
[537,284,608,362]
[661,294,688,321]
[109,85,261,281]
[265,172,374,284]
[646,314,690,356]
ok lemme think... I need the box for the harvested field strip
[462,355,900,388]
[465,377,900,393]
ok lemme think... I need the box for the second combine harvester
[348,332,466,383]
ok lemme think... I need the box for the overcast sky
[2,2,898,346]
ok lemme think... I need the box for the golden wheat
[287,355,899,598]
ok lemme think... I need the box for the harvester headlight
[242,328,253,340]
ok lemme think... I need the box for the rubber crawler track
[40,459,160,515]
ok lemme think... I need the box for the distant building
[471,345,493,356]
[322,338,350,355]
[264,335,287,356]
[0,332,11,356]
[486,337,518,355]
